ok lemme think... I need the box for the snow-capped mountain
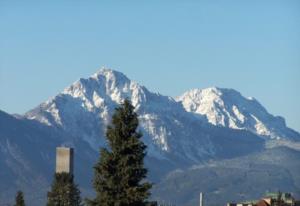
[25,69,263,164]
[177,87,300,141]
[1,68,300,205]
[25,69,207,162]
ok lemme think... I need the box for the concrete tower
[56,147,74,174]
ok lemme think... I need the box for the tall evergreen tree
[88,99,153,206]
[14,190,25,206]
[47,172,82,206]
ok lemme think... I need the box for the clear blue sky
[0,1,299,131]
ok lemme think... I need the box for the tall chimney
[200,192,203,206]
[56,147,74,174]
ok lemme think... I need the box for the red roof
[256,200,270,206]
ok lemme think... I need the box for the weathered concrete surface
[56,147,74,174]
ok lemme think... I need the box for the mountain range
[1,68,299,205]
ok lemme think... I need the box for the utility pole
[200,192,203,206]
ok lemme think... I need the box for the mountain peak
[61,68,142,106]
[183,87,242,97]
[91,68,130,82]
[25,69,300,153]
[177,87,299,140]
[25,69,220,158]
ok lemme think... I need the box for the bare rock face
[177,87,300,141]
[25,69,264,165]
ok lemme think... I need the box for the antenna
[200,192,203,206]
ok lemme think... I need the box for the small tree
[88,99,153,206]
[47,172,82,206]
[14,190,25,206]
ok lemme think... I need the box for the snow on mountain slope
[25,69,263,164]
[0,69,275,205]
[177,87,300,141]
[24,69,212,162]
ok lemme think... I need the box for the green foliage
[15,190,25,206]
[47,172,82,206]
[88,99,153,206]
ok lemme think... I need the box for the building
[227,203,254,206]
[227,192,297,206]
[256,199,271,206]
[263,192,296,206]
[55,147,74,174]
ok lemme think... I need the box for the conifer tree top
[15,191,25,206]
[89,99,154,206]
